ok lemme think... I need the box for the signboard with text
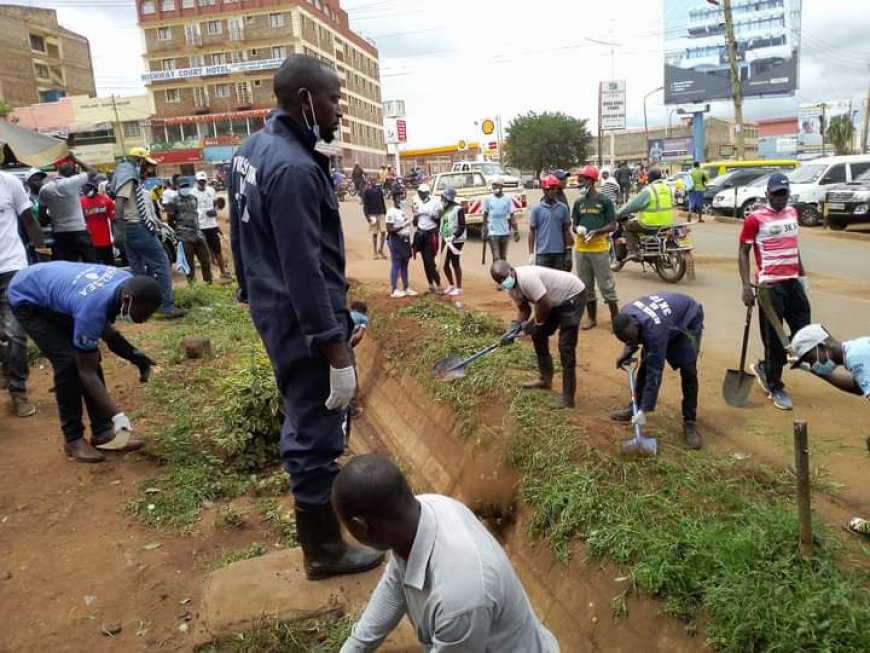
[599,80,626,131]
[141,58,284,84]
[647,136,694,163]
[384,118,407,145]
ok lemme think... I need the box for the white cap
[25,167,47,182]
[491,176,504,186]
[195,171,208,181]
[790,324,829,367]
[417,183,430,193]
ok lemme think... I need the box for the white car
[712,173,773,218]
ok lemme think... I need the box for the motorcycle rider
[617,168,674,261]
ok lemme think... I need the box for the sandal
[844,517,870,538]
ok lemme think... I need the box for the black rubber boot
[683,421,702,450]
[523,354,553,390]
[295,501,384,581]
[607,301,620,324]
[581,301,597,330]
[610,404,633,422]
[552,369,576,409]
[522,378,552,390]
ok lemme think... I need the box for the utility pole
[819,102,827,156]
[722,0,744,159]
[111,94,127,154]
[862,83,870,154]
[597,82,604,167]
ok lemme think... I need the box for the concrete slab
[196,547,419,651]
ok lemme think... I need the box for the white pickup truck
[431,170,527,230]
[451,161,523,190]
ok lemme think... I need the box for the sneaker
[220,271,232,280]
[750,361,772,395]
[444,285,456,295]
[390,289,406,298]
[770,388,793,411]
[682,421,702,450]
[12,394,36,418]
[159,307,187,320]
[450,288,463,297]
[610,405,633,422]
[403,288,419,297]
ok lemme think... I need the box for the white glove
[798,276,809,295]
[99,412,133,450]
[528,253,536,264]
[367,216,376,226]
[325,365,356,411]
[632,410,646,427]
[573,224,588,237]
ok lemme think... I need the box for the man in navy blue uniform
[8,262,160,462]
[229,54,383,581]
[610,292,703,449]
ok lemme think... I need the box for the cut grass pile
[380,297,870,652]
[196,614,354,653]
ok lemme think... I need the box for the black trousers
[531,295,585,381]
[52,230,96,263]
[183,239,213,283]
[11,305,112,442]
[419,230,441,286]
[758,279,811,391]
[93,245,115,266]
[636,359,699,423]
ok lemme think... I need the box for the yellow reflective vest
[638,181,674,228]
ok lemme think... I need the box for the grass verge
[376,296,870,652]
[196,614,354,653]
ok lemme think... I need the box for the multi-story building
[136,0,385,175]
[0,5,96,108]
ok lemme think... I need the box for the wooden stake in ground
[793,420,812,560]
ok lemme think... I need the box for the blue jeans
[121,221,175,313]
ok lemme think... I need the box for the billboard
[663,0,802,104]
[599,80,626,131]
[797,99,851,150]
[384,118,407,145]
[647,137,694,163]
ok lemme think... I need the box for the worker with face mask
[81,181,116,266]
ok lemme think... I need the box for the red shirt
[739,204,801,284]
[81,194,115,247]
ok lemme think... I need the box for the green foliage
[826,114,855,156]
[258,499,299,547]
[376,295,870,652]
[214,505,249,529]
[209,543,268,570]
[504,111,592,176]
[0,100,12,119]
[196,614,354,652]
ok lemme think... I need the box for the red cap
[578,165,599,181]
[540,174,561,188]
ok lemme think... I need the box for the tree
[826,114,855,156]
[503,111,592,176]
[0,100,12,121]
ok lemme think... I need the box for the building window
[165,89,180,103]
[49,66,63,82]
[272,45,287,59]
[161,0,175,10]
[230,49,247,64]
[182,0,194,7]
[253,79,262,87]
[269,12,284,28]
[211,52,228,65]
[194,87,209,107]
[122,121,142,138]
[185,24,201,45]
[29,34,46,52]
[213,84,230,98]
[249,49,258,57]
[227,17,243,40]
[34,63,50,80]
[142,1,156,14]
[235,82,252,104]
[198,0,215,5]
[205,20,222,35]
[161,58,176,71]
[157,26,172,40]
[189,54,204,66]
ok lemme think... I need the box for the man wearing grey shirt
[38,155,97,263]
[333,454,559,653]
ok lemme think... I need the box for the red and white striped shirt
[739,204,801,284]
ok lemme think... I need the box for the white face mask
[119,298,134,323]
[300,90,321,141]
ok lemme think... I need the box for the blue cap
[441,187,458,202]
[551,169,569,180]
[767,172,790,193]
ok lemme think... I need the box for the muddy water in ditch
[349,337,706,653]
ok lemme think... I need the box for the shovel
[432,341,501,381]
[722,304,755,407]
[620,361,657,458]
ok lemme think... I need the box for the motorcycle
[609,215,694,284]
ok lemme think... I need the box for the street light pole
[643,86,663,161]
[722,0,745,159]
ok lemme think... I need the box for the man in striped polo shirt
[738,172,811,410]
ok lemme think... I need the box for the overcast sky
[14,0,870,148]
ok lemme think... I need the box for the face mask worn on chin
[300,90,322,142]
[119,298,134,323]
[811,354,837,376]
[86,190,97,199]
[500,275,516,291]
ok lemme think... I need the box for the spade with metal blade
[722,304,755,407]
[620,361,657,458]
[432,342,502,381]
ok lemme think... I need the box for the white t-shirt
[161,188,178,206]
[510,265,585,308]
[385,207,411,237]
[412,196,441,232]
[0,171,32,274]
[191,185,217,229]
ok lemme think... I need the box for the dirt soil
[1,202,867,652]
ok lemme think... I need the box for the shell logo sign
[481,119,495,136]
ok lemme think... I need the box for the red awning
[147,109,270,126]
